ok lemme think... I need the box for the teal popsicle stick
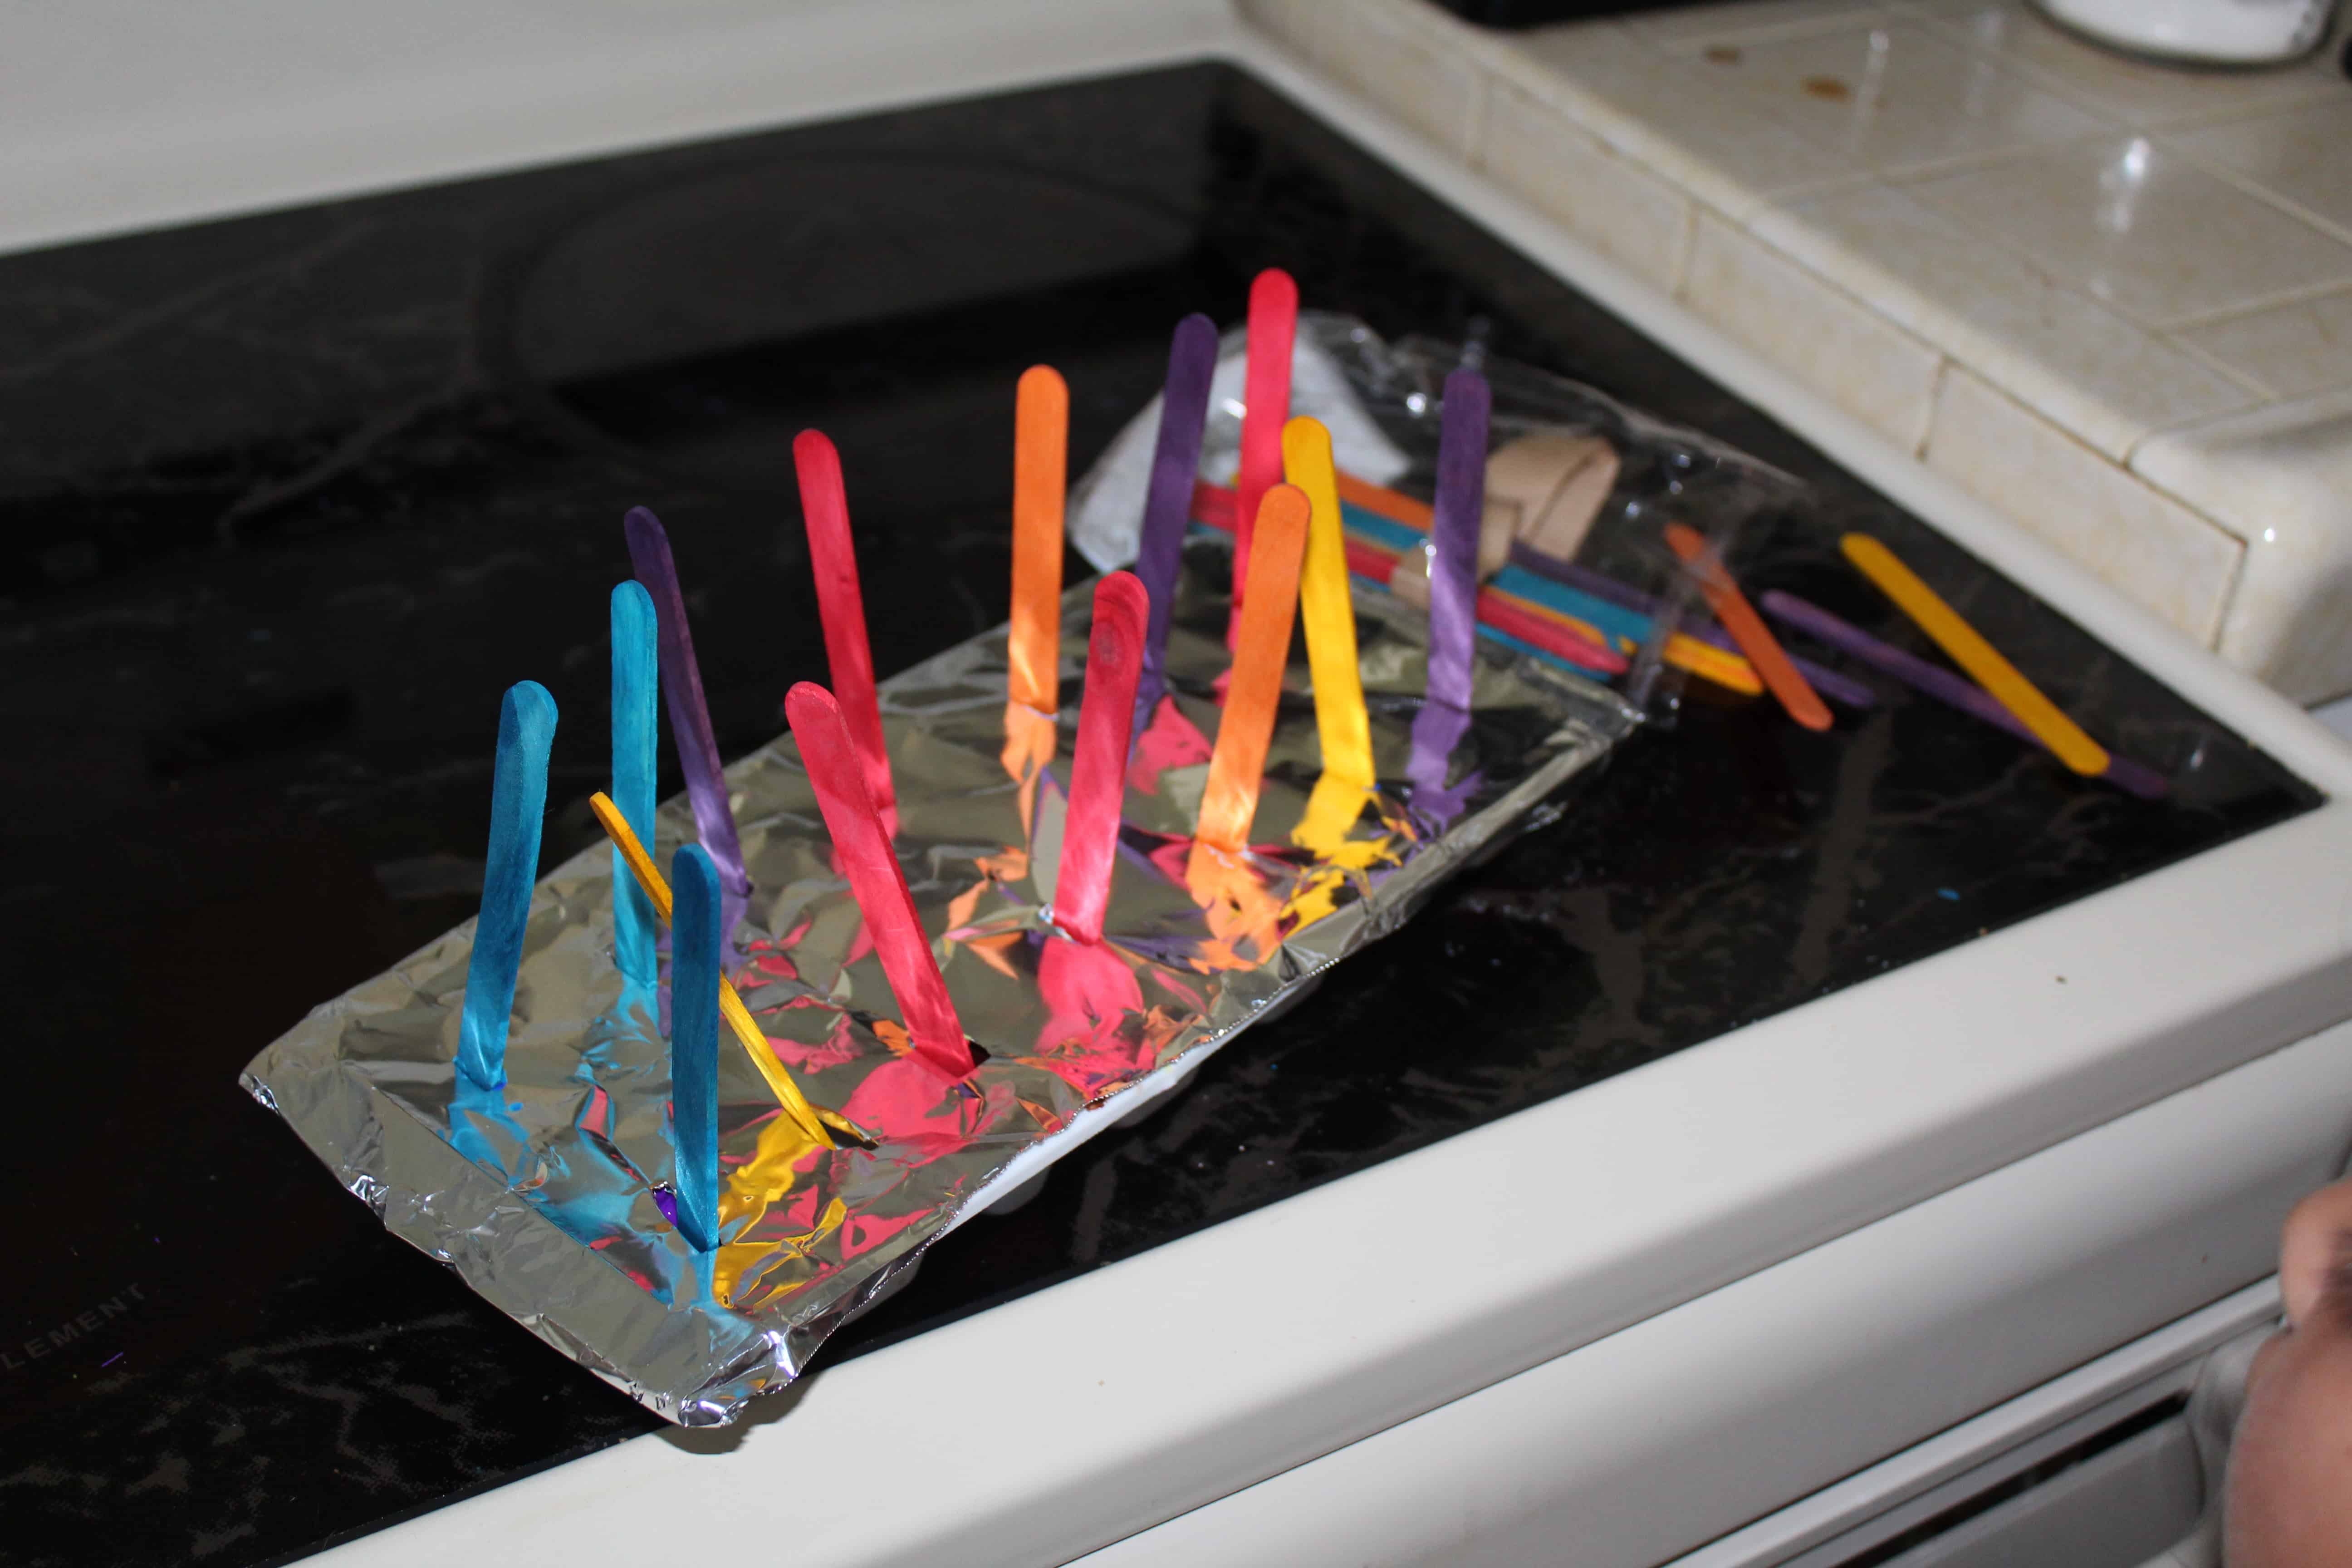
[611,582,660,986]
[1486,565,1652,648]
[669,843,722,1254]
[456,681,558,1091]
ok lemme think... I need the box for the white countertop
[1241,0,2352,701]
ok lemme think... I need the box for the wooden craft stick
[1426,369,1491,713]
[1136,314,1219,720]
[793,430,899,836]
[624,508,751,894]
[1760,589,2160,797]
[1839,533,2109,775]
[1196,485,1310,855]
[1235,268,1298,608]
[610,582,661,987]
[1009,365,1068,716]
[456,681,557,1091]
[589,792,839,1147]
[1663,523,1832,732]
[785,683,975,1079]
[669,843,724,1253]
[1282,416,1374,789]
[1055,573,1149,945]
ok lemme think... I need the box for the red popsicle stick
[785,681,973,1080]
[794,430,899,836]
[1054,572,1149,945]
[1235,269,1298,613]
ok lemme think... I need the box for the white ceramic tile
[1235,0,1319,63]
[1915,1,2349,127]
[1905,134,2352,325]
[1618,0,1892,50]
[1304,0,1488,159]
[1511,22,1869,218]
[1752,182,2255,456]
[1679,208,1942,451]
[2174,286,2352,402]
[1924,366,2240,645]
[1480,77,1694,289]
[2172,98,2352,247]
[1690,20,2108,176]
[2133,387,2352,700]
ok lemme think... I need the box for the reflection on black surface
[0,63,2315,1568]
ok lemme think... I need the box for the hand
[2227,1176,2352,1566]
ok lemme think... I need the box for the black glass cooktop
[0,61,2316,1568]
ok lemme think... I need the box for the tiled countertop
[1240,0,2352,701]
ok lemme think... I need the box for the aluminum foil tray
[243,536,1636,1425]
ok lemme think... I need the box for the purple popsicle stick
[1134,314,1219,724]
[1508,544,1874,710]
[1426,369,1489,714]
[1759,589,2168,799]
[623,507,753,896]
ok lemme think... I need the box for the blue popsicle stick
[668,843,723,1254]
[1487,565,1654,648]
[456,681,558,1091]
[611,582,661,986]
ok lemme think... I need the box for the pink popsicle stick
[1054,573,1149,945]
[794,430,898,838]
[1234,268,1298,617]
[785,682,973,1080]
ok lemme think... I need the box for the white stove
[19,3,2352,1563]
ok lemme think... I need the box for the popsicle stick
[1758,590,2165,799]
[1840,534,2110,775]
[1283,416,1375,789]
[785,682,975,1079]
[1196,485,1311,856]
[1136,314,1219,721]
[1426,369,1491,713]
[669,843,724,1253]
[1009,365,1068,717]
[1234,268,1299,612]
[456,681,557,1091]
[624,509,750,895]
[610,582,661,986]
[793,431,899,836]
[1663,523,1833,732]
[589,791,839,1148]
[1055,572,1149,945]
[1333,468,1432,530]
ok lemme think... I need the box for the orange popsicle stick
[1840,533,2109,775]
[1662,523,1831,731]
[1195,485,1310,856]
[1009,365,1067,716]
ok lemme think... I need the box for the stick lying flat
[1839,532,2108,775]
[1664,522,1832,732]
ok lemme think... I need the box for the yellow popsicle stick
[590,792,846,1149]
[1662,632,1764,696]
[1284,417,1375,793]
[1840,534,2110,776]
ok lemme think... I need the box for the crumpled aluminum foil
[243,536,1637,1425]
